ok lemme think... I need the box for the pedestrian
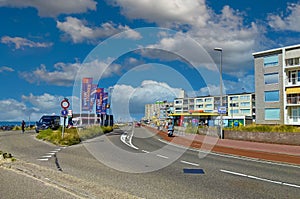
[21,120,25,133]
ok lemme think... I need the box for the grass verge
[36,125,113,146]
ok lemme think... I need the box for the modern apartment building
[144,101,173,121]
[253,44,300,125]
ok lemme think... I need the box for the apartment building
[144,101,173,121]
[253,44,300,125]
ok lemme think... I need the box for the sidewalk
[145,126,300,165]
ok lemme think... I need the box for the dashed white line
[142,150,150,153]
[47,152,55,155]
[180,160,199,167]
[158,139,300,169]
[37,158,49,161]
[41,155,52,158]
[220,169,300,189]
[156,154,169,159]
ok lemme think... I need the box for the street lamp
[214,47,223,139]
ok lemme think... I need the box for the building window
[265,90,279,102]
[205,104,213,108]
[264,55,279,67]
[240,95,250,101]
[195,99,203,103]
[229,96,239,101]
[265,108,280,120]
[286,57,300,67]
[240,102,250,107]
[264,73,279,84]
[240,109,250,114]
[205,98,212,102]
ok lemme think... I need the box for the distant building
[253,44,300,125]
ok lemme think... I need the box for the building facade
[253,44,300,125]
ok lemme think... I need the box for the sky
[1,0,300,122]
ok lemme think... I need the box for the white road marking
[41,155,52,158]
[156,154,169,159]
[220,169,300,189]
[142,150,150,153]
[180,160,199,167]
[120,133,139,150]
[37,158,49,161]
[47,152,55,155]
[158,139,300,169]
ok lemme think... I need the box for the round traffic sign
[61,99,70,109]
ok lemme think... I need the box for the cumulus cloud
[1,36,53,50]
[0,66,14,73]
[111,80,183,120]
[19,59,122,86]
[268,2,300,32]
[109,0,209,28]
[110,1,260,76]
[0,99,26,121]
[0,0,97,17]
[57,17,141,44]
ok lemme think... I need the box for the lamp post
[214,47,223,139]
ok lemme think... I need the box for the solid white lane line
[142,150,150,153]
[47,152,55,155]
[156,154,169,159]
[180,160,199,167]
[50,151,58,153]
[220,169,300,189]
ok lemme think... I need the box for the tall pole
[214,47,223,139]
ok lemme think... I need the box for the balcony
[285,77,300,87]
[287,96,300,105]
[286,116,300,125]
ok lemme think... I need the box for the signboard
[101,92,108,114]
[218,106,227,114]
[61,99,70,109]
[96,88,104,114]
[81,78,93,111]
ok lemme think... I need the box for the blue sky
[1,0,300,122]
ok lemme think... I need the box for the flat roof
[252,43,300,56]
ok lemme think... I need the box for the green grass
[36,125,113,146]
[224,124,300,133]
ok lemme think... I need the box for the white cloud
[57,17,141,44]
[111,80,183,120]
[0,0,97,17]
[110,0,209,28]
[0,66,14,73]
[0,99,26,121]
[110,1,260,76]
[268,2,300,32]
[1,36,53,50]
[20,59,122,86]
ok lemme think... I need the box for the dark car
[35,115,60,133]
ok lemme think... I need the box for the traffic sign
[61,109,68,116]
[61,98,70,109]
[218,106,227,114]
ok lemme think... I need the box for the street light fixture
[214,47,224,139]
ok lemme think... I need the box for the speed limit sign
[61,98,70,109]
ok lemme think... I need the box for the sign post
[61,98,70,139]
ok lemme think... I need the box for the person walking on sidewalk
[21,120,25,133]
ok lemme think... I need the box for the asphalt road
[1,128,300,198]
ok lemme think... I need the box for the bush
[224,124,300,133]
[36,125,113,146]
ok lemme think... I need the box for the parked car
[35,115,60,133]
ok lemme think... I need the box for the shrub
[36,125,113,146]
